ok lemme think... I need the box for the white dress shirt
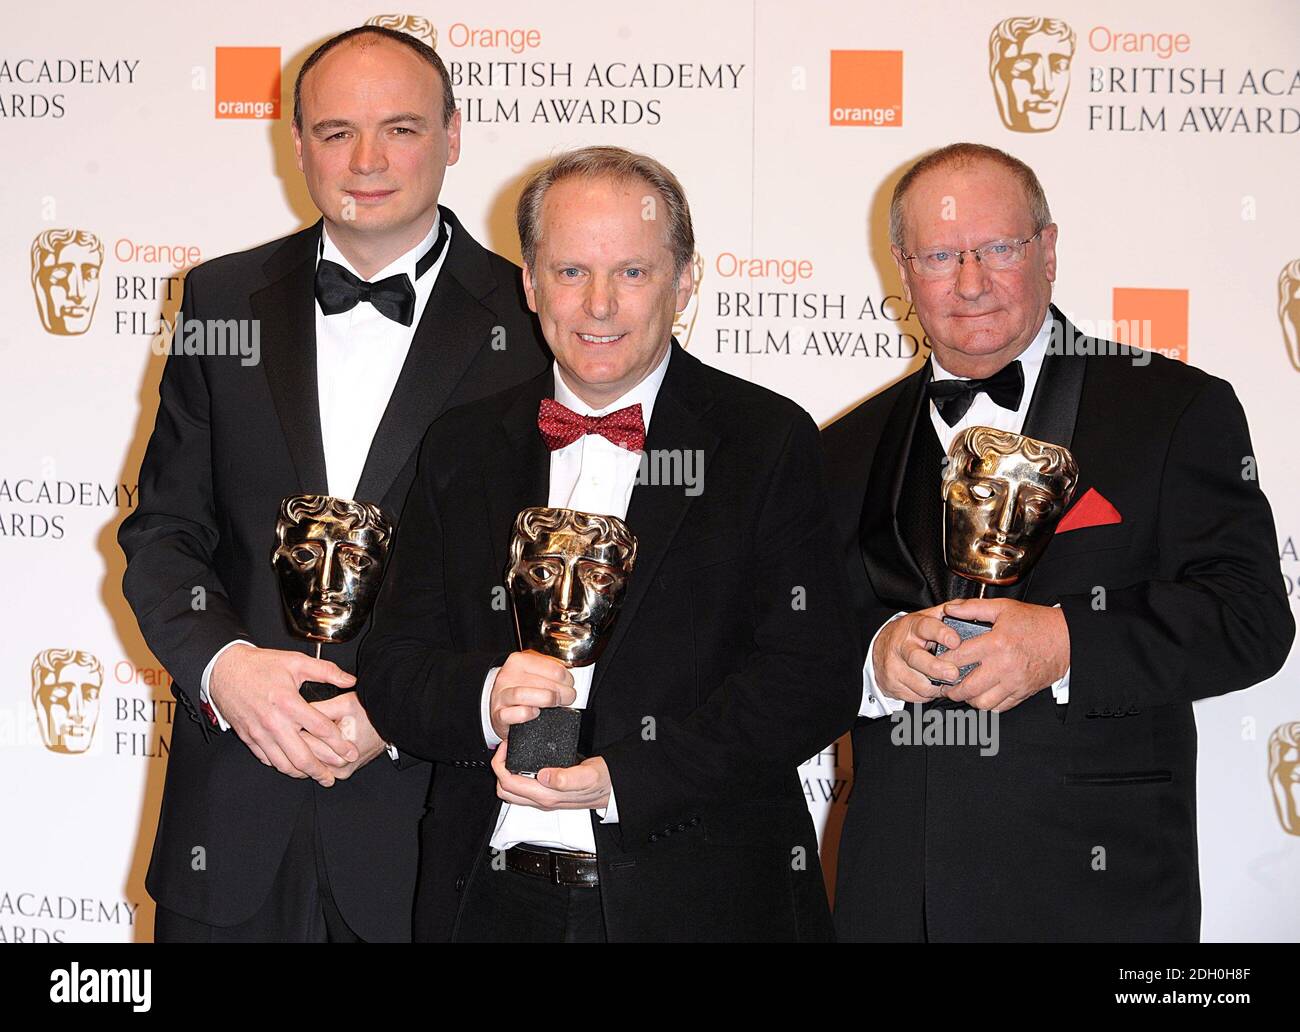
[859,312,1072,717]
[200,216,451,728]
[481,346,672,853]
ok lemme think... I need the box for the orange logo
[215,47,281,120]
[830,50,903,127]
[1113,287,1189,363]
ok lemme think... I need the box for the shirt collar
[318,212,441,284]
[929,309,1052,384]
[552,342,673,433]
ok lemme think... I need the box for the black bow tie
[313,218,449,326]
[926,360,1025,426]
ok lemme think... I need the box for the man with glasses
[823,142,1292,941]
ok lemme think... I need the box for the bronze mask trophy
[271,494,393,701]
[504,506,637,775]
[932,426,1079,685]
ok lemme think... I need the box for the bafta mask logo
[365,14,438,49]
[1269,722,1300,836]
[988,17,1076,133]
[271,495,393,643]
[31,648,103,754]
[31,229,104,335]
[942,426,1079,585]
[1279,259,1300,373]
[506,507,638,668]
[672,251,705,348]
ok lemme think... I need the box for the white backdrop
[1,1,1297,941]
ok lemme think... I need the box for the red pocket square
[1056,487,1122,534]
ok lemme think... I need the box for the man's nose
[954,251,989,301]
[584,276,616,320]
[66,269,85,301]
[350,133,388,176]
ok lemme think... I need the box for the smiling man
[358,146,861,942]
[822,142,1292,941]
[118,25,548,941]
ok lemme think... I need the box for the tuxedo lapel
[589,345,721,701]
[1012,304,1091,602]
[1020,304,1086,452]
[354,207,503,508]
[859,362,940,609]
[252,222,329,494]
[485,371,553,571]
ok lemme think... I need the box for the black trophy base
[505,707,583,776]
[300,679,347,703]
[929,615,993,687]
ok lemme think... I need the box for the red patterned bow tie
[538,398,646,452]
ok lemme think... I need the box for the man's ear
[1040,223,1059,283]
[890,244,913,303]
[445,107,463,167]
[291,123,304,174]
[521,263,539,314]
[674,259,695,313]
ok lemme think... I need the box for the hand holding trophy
[271,495,393,701]
[502,506,637,776]
[932,426,1079,686]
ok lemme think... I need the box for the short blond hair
[516,146,695,275]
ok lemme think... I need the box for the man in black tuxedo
[357,146,860,942]
[118,26,548,941]
[824,142,1294,942]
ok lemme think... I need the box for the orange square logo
[215,47,281,120]
[830,50,903,127]
[1113,288,1189,363]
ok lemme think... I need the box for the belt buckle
[550,851,565,886]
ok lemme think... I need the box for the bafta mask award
[271,494,393,702]
[503,506,637,776]
[932,426,1079,685]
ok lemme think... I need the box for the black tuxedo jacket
[822,305,1293,942]
[357,343,862,942]
[118,207,549,940]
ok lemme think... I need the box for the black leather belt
[504,844,600,887]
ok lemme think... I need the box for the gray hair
[889,142,1053,249]
[516,146,695,275]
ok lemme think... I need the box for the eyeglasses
[901,230,1044,279]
